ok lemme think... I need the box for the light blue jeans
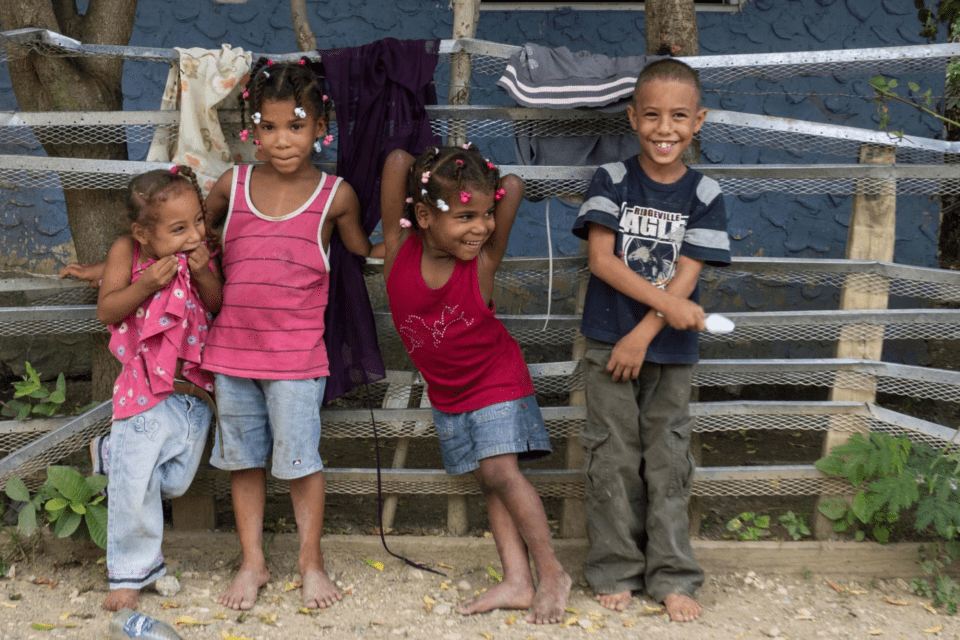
[106,393,212,590]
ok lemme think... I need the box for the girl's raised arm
[478,173,525,277]
[380,149,416,282]
[204,168,234,234]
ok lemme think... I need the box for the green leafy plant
[814,431,960,544]
[778,511,811,541]
[3,466,108,549]
[869,74,960,139]
[911,541,960,615]
[0,363,66,421]
[725,511,770,541]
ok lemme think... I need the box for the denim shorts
[432,395,552,475]
[210,373,325,480]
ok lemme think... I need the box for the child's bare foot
[458,580,535,616]
[218,563,270,610]
[596,590,632,611]
[664,593,702,622]
[526,570,572,624]
[104,588,138,611]
[301,566,341,609]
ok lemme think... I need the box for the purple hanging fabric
[319,38,441,404]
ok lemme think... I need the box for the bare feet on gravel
[104,588,138,611]
[525,570,572,624]
[301,565,341,609]
[664,592,702,622]
[457,580,534,616]
[597,589,632,611]
[218,563,270,610]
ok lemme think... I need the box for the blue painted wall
[0,0,942,271]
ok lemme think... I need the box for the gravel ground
[0,530,957,640]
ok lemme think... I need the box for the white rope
[542,196,553,330]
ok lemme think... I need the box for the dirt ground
[0,531,957,640]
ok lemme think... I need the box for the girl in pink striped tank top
[202,58,377,613]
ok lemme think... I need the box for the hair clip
[254,140,261,148]
[486,160,496,170]
[421,171,431,184]
[313,139,323,153]
[494,188,506,201]
[322,94,329,101]
[460,191,471,204]
[421,188,428,196]
[299,59,306,65]
[170,166,179,175]
[267,60,275,66]
[455,159,464,166]
[240,129,249,142]
[252,112,261,124]
[294,106,307,118]
[263,71,270,78]
[242,89,249,99]
[462,143,471,149]
[405,197,413,204]
[433,147,440,157]
[436,199,449,212]
[399,218,413,229]
[323,134,334,146]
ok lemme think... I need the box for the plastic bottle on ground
[109,609,183,640]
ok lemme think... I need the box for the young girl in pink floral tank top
[91,165,223,613]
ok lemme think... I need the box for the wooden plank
[815,143,897,539]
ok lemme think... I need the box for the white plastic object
[704,314,735,334]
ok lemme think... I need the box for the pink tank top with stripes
[202,164,340,379]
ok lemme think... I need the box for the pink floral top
[109,245,215,419]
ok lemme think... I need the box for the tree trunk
[0,0,138,399]
[290,0,317,53]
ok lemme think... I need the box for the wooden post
[560,241,589,538]
[813,143,896,539]
[444,0,480,536]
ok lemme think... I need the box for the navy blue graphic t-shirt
[573,157,731,364]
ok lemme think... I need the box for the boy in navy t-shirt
[572,58,731,622]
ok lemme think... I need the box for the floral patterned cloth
[146,45,253,195]
[109,249,214,420]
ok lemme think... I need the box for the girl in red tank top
[381,145,571,624]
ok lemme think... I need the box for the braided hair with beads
[238,57,333,148]
[403,144,502,230]
[127,165,209,231]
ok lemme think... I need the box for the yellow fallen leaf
[175,616,212,626]
[479,633,493,640]
[283,581,302,592]
[622,620,636,627]
[58,612,71,621]
[440,582,451,590]
[883,596,909,606]
[640,605,666,616]
[439,563,455,570]
[213,614,227,620]
[868,630,882,636]
[260,611,277,625]
[505,615,516,625]
[487,566,503,582]
[483,532,493,538]
[0,602,15,609]
[160,600,182,609]
[221,631,253,640]
[589,611,604,621]
[563,617,578,627]
[423,595,437,605]
[923,603,938,615]
[565,607,580,614]
[364,559,384,571]
[924,625,942,633]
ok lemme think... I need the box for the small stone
[578,619,593,629]
[763,627,780,638]
[457,580,471,591]
[154,575,181,597]
[433,603,452,615]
